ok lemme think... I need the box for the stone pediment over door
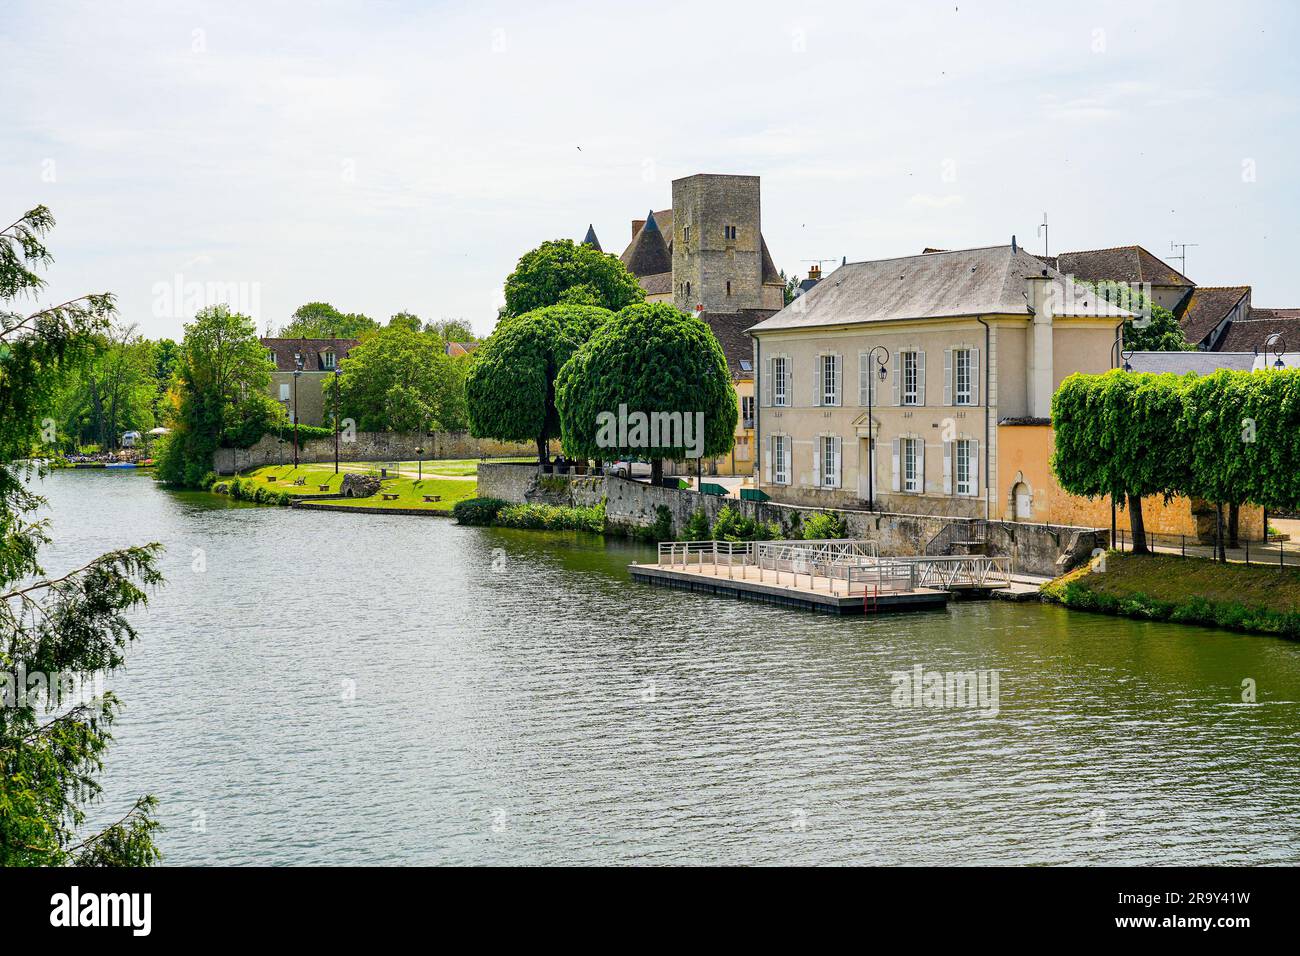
[851,411,878,439]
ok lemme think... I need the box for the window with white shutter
[903,437,923,493]
[953,349,973,406]
[901,351,920,406]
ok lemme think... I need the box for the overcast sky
[3,0,1297,340]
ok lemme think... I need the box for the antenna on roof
[1169,241,1198,276]
[1037,213,1048,257]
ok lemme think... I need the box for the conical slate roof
[581,224,602,252]
[619,210,670,277]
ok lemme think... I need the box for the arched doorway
[1012,482,1032,521]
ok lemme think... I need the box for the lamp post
[864,346,890,511]
[291,350,303,468]
[416,444,424,481]
[1266,332,1287,369]
[333,364,341,474]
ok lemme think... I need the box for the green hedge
[495,502,605,533]
[452,497,509,526]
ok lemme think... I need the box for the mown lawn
[311,476,475,511]
[1043,552,1300,637]
[390,456,532,477]
[238,464,354,494]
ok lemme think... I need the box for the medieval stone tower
[670,174,784,314]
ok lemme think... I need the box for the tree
[156,304,284,487]
[51,324,157,450]
[426,318,475,343]
[466,304,613,462]
[322,324,459,432]
[1051,370,1190,554]
[503,239,645,317]
[1089,281,1190,352]
[388,311,422,332]
[280,302,378,339]
[555,302,737,481]
[1,205,162,865]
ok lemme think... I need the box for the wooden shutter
[943,440,953,494]
[831,436,842,487]
[917,439,926,493]
[859,352,869,406]
[891,438,901,492]
[968,439,979,496]
[785,357,793,408]
[943,349,953,406]
[833,354,843,406]
[764,436,772,483]
[812,440,821,488]
[814,354,824,407]
[916,350,926,406]
[763,357,773,406]
[970,348,980,406]
[892,353,901,405]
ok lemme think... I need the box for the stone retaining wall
[214,430,533,475]
[476,463,1105,577]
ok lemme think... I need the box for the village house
[261,337,359,427]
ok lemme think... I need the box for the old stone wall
[477,463,1100,576]
[214,431,533,475]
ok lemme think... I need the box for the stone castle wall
[214,431,534,474]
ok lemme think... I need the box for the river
[38,469,1300,865]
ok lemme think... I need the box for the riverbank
[1042,551,1300,638]
[211,462,481,513]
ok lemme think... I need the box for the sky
[2,0,1298,340]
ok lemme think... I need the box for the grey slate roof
[748,245,1132,332]
[619,210,670,277]
[638,271,671,296]
[1125,351,1256,374]
[581,224,602,252]
[699,309,776,379]
[261,337,360,371]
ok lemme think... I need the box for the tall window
[902,351,920,405]
[741,395,755,426]
[821,354,838,406]
[772,356,789,407]
[903,437,922,493]
[821,435,839,488]
[953,348,972,405]
[726,280,732,297]
[773,435,789,484]
[955,438,975,495]
[322,350,336,370]
[724,225,737,240]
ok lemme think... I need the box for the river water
[38,469,1300,865]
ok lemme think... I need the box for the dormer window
[322,350,336,370]
[266,349,276,365]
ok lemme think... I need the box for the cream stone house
[748,242,1130,519]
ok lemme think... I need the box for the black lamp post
[292,353,303,468]
[864,346,890,511]
[1266,332,1287,369]
[415,444,424,481]
[333,363,341,474]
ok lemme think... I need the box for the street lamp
[864,345,890,512]
[415,444,424,481]
[1111,331,1134,372]
[333,363,341,474]
[1266,332,1287,368]
[292,349,303,468]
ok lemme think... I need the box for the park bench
[292,478,306,486]
[421,494,441,503]
[318,483,330,491]
[382,493,400,501]
[266,476,277,482]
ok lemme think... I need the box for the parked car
[607,459,652,479]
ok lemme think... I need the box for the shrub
[802,511,848,540]
[453,497,509,526]
[684,508,711,541]
[708,505,778,542]
[495,502,605,533]
[198,471,218,490]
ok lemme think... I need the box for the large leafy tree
[1089,281,1190,352]
[323,324,459,432]
[51,323,158,451]
[1,205,162,865]
[280,301,378,339]
[466,305,613,462]
[503,239,645,317]
[156,304,283,487]
[1051,370,1190,554]
[555,302,737,481]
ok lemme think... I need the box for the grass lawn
[238,464,355,494]
[311,476,475,511]
[389,456,533,477]
[1043,551,1300,636]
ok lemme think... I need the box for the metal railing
[910,555,1012,589]
[1113,528,1300,568]
[657,540,754,570]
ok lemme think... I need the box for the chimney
[809,264,821,281]
[1026,269,1055,418]
[632,219,645,240]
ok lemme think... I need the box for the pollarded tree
[466,305,613,462]
[323,324,458,433]
[503,239,645,317]
[1051,370,1190,554]
[555,302,737,481]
